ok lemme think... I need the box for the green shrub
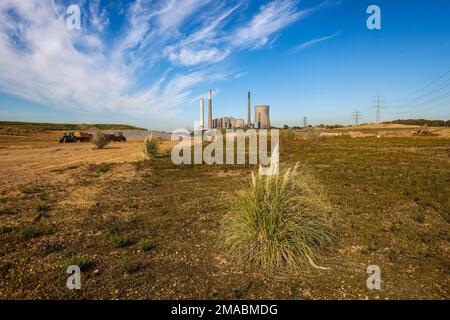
[20,224,52,240]
[0,207,16,215]
[63,254,95,271]
[122,262,140,274]
[143,134,160,159]
[110,235,131,248]
[95,163,110,173]
[19,185,40,194]
[138,239,156,252]
[34,201,51,213]
[220,163,336,273]
[0,225,13,234]
[411,211,426,223]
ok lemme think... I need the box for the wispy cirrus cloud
[232,0,312,49]
[0,0,331,122]
[289,30,342,54]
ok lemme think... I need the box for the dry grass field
[0,126,449,299]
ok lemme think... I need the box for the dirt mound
[0,126,42,136]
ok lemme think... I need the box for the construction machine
[104,132,127,142]
[412,124,439,136]
[58,131,93,143]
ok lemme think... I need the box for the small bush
[122,262,140,274]
[126,200,138,209]
[143,134,160,159]
[150,178,161,187]
[34,201,51,213]
[0,207,16,215]
[43,242,64,253]
[110,235,131,248]
[92,130,110,149]
[63,254,95,271]
[220,163,336,274]
[20,224,52,240]
[0,225,13,234]
[39,193,50,201]
[411,211,426,223]
[19,185,40,194]
[95,163,110,173]
[138,239,156,252]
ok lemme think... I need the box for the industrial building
[199,90,271,130]
[212,117,245,129]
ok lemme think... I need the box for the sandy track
[0,135,144,192]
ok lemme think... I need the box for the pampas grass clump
[92,130,110,149]
[143,134,160,160]
[220,163,335,274]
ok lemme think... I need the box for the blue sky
[0,0,449,130]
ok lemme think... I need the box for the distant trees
[383,119,450,127]
[316,124,344,129]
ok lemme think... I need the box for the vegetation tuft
[411,211,426,223]
[0,207,16,215]
[19,185,40,194]
[95,163,110,173]
[143,134,160,159]
[122,262,140,274]
[92,130,110,149]
[0,225,13,234]
[110,235,132,248]
[34,201,51,213]
[138,239,156,252]
[63,254,95,271]
[20,224,53,240]
[220,163,336,273]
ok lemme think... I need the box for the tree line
[382,119,450,127]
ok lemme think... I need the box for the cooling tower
[254,105,270,129]
[208,90,213,129]
[200,98,204,129]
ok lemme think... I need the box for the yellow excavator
[412,124,438,136]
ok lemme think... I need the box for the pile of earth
[0,126,43,136]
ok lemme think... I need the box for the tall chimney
[200,98,204,129]
[208,89,213,129]
[247,91,251,128]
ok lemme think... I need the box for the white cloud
[0,0,329,122]
[232,0,311,49]
[165,46,231,66]
[88,0,109,32]
[289,30,341,54]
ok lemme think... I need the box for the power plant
[201,90,270,130]
[208,90,213,129]
[254,105,271,129]
[247,91,251,128]
[199,98,204,130]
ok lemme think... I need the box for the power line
[389,68,450,109]
[390,68,450,103]
[391,86,450,110]
[302,116,308,128]
[390,81,450,109]
[352,111,362,125]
